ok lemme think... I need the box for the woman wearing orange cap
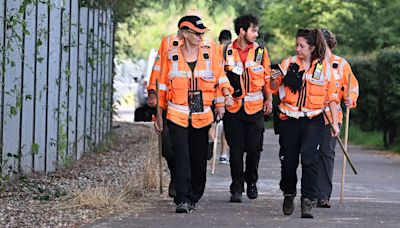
[155,15,233,213]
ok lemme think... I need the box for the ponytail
[314,29,326,60]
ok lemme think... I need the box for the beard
[244,32,255,44]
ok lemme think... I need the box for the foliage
[114,0,236,60]
[377,49,400,146]
[350,49,400,148]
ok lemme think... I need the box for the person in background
[210,29,232,165]
[316,28,359,208]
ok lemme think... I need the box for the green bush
[377,50,400,146]
[350,56,380,131]
[350,49,400,148]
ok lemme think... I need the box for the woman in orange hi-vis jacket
[270,29,340,219]
[154,15,233,213]
[316,28,359,208]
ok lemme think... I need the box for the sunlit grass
[347,124,384,149]
[347,124,400,153]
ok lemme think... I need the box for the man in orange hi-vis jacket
[221,14,273,203]
[316,28,359,208]
[153,15,233,213]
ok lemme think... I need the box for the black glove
[282,63,304,94]
[134,104,156,122]
[226,71,242,98]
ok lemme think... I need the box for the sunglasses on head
[186,30,205,37]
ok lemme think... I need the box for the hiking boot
[283,192,296,215]
[175,202,191,213]
[229,192,242,203]
[190,202,198,211]
[168,181,177,198]
[317,199,331,208]
[246,183,258,199]
[301,198,315,219]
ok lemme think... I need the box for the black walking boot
[317,199,331,208]
[176,202,191,213]
[246,183,258,199]
[301,198,315,218]
[229,192,242,203]
[282,192,296,215]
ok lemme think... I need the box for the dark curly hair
[233,14,259,36]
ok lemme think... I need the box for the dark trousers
[279,114,324,200]
[223,108,264,194]
[167,120,210,205]
[317,124,339,200]
[161,111,175,184]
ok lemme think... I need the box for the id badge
[188,90,204,113]
[232,66,243,76]
[312,62,323,80]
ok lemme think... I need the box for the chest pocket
[169,77,188,105]
[307,79,327,107]
[248,65,265,92]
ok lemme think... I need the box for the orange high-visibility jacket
[272,55,339,119]
[324,54,359,124]
[147,34,182,110]
[223,40,272,115]
[158,40,232,128]
[147,35,216,110]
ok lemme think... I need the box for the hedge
[350,49,400,147]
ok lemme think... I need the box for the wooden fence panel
[98,10,104,143]
[2,0,22,175]
[77,6,88,159]
[0,1,114,174]
[20,2,36,172]
[58,0,71,165]
[33,1,49,172]
[92,9,98,146]
[84,8,93,153]
[0,0,5,165]
[68,0,78,160]
[46,0,62,172]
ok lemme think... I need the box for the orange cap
[178,15,209,33]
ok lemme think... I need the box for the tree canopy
[111,0,400,60]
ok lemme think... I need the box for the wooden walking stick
[156,79,163,194]
[322,109,357,175]
[211,118,220,175]
[340,74,352,203]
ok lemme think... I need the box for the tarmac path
[86,126,400,228]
